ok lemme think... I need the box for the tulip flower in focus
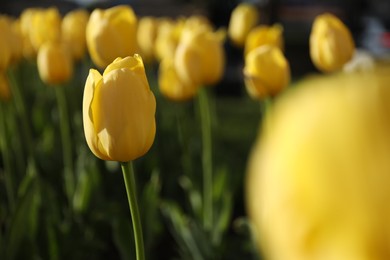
[243,45,290,99]
[29,7,62,52]
[174,26,225,86]
[158,58,198,101]
[37,41,73,85]
[62,9,89,61]
[86,5,138,69]
[0,73,11,101]
[83,55,156,162]
[228,3,259,48]
[246,67,390,260]
[244,24,284,56]
[310,13,355,73]
[137,16,159,63]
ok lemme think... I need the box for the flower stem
[198,87,213,231]
[121,161,145,260]
[0,103,15,210]
[55,87,74,206]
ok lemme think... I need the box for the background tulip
[228,3,259,48]
[246,67,390,260]
[86,5,138,69]
[310,13,355,72]
[244,24,284,56]
[174,27,225,86]
[243,45,290,99]
[83,55,156,162]
[37,41,73,85]
[29,7,61,52]
[62,9,89,61]
[137,16,159,63]
[158,58,198,101]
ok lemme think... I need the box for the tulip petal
[83,69,110,160]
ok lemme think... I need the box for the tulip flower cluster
[1,2,385,260]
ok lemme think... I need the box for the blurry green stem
[121,161,145,260]
[198,87,213,231]
[55,87,74,206]
[7,67,34,164]
[0,103,15,210]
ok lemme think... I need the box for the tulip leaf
[178,175,202,221]
[112,215,135,260]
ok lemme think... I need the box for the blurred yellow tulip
[62,9,89,61]
[0,33,11,71]
[154,18,181,61]
[19,8,39,58]
[174,27,225,86]
[37,41,73,85]
[310,13,355,72]
[86,5,138,69]
[83,55,156,162]
[243,45,290,99]
[137,16,159,63]
[29,7,62,52]
[244,24,284,56]
[0,73,11,101]
[0,16,23,65]
[228,3,259,48]
[158,58,199,101]
[246,67,390,260]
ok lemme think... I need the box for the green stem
[121,161,145,260]
[198,87,213,231]
[55,87,74,206]
[0,103,15,210]
[7,67,34,163]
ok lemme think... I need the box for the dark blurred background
[1,0,389,96]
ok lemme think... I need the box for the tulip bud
[83,55,156,162]
[29,7,62,52]
[158,58,199,101]
[0,73,11,101]
[37,41,73,85]
[243,45,290,99]
[310,13,355,72]
[244,24,284,56]
[137,16,159,63]
[86,5,138,69]
[174,27,225,86]
[228,3,259,47]
[246,67,390,260]
[62,9,89,61]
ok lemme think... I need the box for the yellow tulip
[86,5,138,69]
[246,67,390,260]
[82,55,156,162]
[19,8,39,58]
[174,27,225,86]
[37,41,73,85]
[62,9,89,61]
[0,73,11,101]
[244,24,284,56]
[158,58,199,101]
[137,16,159,63]
[154,18,180,61]
[0,31,11,71]
[310,13,355,72]
[243,45,290,99]
[29,7,62,52]
[228,3,259,47]
[0,16,23,64]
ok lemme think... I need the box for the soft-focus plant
[244,24,284,56]
[0,73,11,101]
[62,9,89,61]
[243,45,290,100]
[37,41,73,85]
[246,66,390,260]
[158,58,199,101]
[137,16,160,64]
[86,5,138,69]
[154,17,181,62]
[29,7,62,52]
[228,3,259,48]
[310,13,355,73]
